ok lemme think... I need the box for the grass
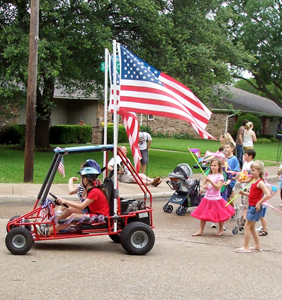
[0,139,279,183]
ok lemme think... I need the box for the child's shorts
[261,205,267,217]
[246,205,262,222]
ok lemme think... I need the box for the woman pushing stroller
[191,158,235,236]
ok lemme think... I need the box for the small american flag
[58,157,65,177]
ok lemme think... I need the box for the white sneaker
[223,225,226,231]
[256,226,263,232]
[210,223,217,228]
[279,203,282,207]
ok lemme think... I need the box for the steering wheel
[49,192,69,208]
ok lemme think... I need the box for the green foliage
[172,132,195,140]
[270,137,278,143]
[49,125,92,144]
[256,138,271,144]
[0,125,25,145]
[234,114,261,132]
[219,1,282,107]
[103,125,128,144]
[151,132,170,138]
[139,126,152,135]
[258,134,274,139]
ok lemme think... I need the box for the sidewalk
[0,166,279,202]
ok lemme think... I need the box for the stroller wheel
[163,204,173,213]
[232,228,239,235]
[176,206,186,216]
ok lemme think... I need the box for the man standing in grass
[138,132,152,174]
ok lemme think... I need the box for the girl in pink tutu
[191,158,235,236]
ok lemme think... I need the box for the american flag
[122,112,142,173]
[58,157,65,177]
[108,54,141,172]
[117,44,215,140]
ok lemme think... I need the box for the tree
[217,0,282,107]
[0,0,171,148]
[0,0,252,149]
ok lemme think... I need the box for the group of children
[191,141,272,253]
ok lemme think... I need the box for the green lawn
[0,140,279,183]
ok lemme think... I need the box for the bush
[270,137,278,143]
[256,138,271,144]
[234,114,261,133]
[103,124,128,143]
[139,126,151,135]
[172,132,195,140]
[258,134,273,139]
[49,125,92,144]
[0,124,25,145]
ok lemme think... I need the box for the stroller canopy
[169,163,193,180]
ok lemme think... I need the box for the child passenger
[234,161,270,253]
[191,158,235,236]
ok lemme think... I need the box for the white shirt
[108,156,130,174]
[138,132,152,150]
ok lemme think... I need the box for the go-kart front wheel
[5,227,34,255]
[120,222,155,255]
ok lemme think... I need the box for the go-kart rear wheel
[109,234,121,243]
[120,221,155,255]
[6,215,32,233]
[5,227,34,255]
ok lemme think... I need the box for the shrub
[139,126,151,134]
[234,114,261,133]
[103,124,128,143]
[256,138,271,144]
[270,137,278,143]
[172,132,195,140]
[49,125,92,144]
[0,124,25,145]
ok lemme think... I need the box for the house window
[148,115,154,121]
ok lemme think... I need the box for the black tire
[120,221,155,255]
[6,215,32,233]
[5,227,34,255]
[109,234,121,243]
[167,205,173,213]
[176,206,186,216]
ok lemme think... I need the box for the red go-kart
[5,145,155,255]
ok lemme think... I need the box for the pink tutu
[191,197,235,223]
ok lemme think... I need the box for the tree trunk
[35,80,54,148]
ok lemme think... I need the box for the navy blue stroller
[163,163,202,216]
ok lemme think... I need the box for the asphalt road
[1,196,282,300]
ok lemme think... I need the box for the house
[3,85,282,142]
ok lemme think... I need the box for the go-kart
[5,145,155,255]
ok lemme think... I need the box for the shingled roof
[212,85,282,117]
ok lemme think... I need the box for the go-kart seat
[103,177,114,216]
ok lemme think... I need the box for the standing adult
[243,122,257,151]
[138,132,152,174]
[236,119,249,169]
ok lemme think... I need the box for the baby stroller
[163,163,202,216]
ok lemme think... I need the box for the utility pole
[24,0,39,182]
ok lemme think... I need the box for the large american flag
[108,55,141,172]
[122,112,141,173]
[117,44,215,140]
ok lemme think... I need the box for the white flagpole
[113,40,118,230]
[103,48,109,180]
